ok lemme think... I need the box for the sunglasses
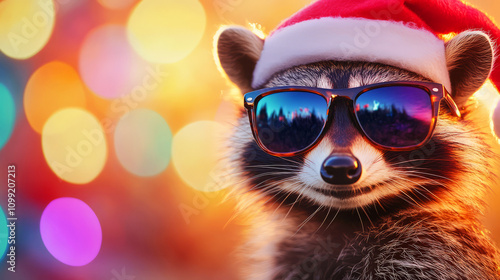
[243,81,461,156]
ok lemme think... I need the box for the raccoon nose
[320,154,362,185]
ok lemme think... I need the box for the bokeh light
[114,109,172,177]
[42,108,107,184]
[24,61,86,134]
[40,197,102,266]
[127,0,206,63]
[0,208,7,260]
[98,0,137,10]
[0,84,16,150]
[0,0,55,59]
[54,0,87,13]
[172,121,228,192]
[79,25,148,99]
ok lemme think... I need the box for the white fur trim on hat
[252,17,451,91]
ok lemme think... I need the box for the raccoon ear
[445,31,495,106]
[215,26,264,92]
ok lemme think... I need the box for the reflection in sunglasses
[357,102,430,147]
[257,104,326,153]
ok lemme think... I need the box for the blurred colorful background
[0,0,500,279]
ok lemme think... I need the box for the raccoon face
[216,28,495,211]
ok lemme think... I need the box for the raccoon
[215,14,500,280]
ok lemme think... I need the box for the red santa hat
[252,0,500,92]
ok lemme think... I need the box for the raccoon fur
[215,26,500,280]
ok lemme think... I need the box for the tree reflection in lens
[357,102,431,147]
[356,86,432,148]
[255,92,327,153]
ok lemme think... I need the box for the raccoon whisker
[224,193,269,229]
[259,177,300,194]
[295,205,323,235]
[229,178,281,195]
[407,186,433,204]
[251,188,287,207]
[241,181,281,199]
[372,153,386,165]
[373,194,386,212]
[415,185,443,202]
[245,176,298,193]
[388,163,458,185]
[227,186,291,226]
[356,208,364,232]
[235,184,288,213]
[276,155,310,167]
[392,168,459,186]
[364,182,387,211]
[264,189,291,210]
[283,197,300,222]
[242,165,303,171]
[392,170,459,189]
[314,206,331,234]
[390,166,440,172]
[398,171,454,186]
[387,158,459,165]
[276,155,317,173]
[301,156,317,168]
[226,176,292,201]
[243,167,302,174]
[232,171,298,187]
[272,193,295,218]
[301,158,322,179]
[325,207,341,231]
[266,180,304,210]
[283,182,314,221]
[229,187,281,208]
[273,182,304,218]
[396,190,427,210]
[220,169,297,181]
[385,178,428,209]
[392,169,446,182]
[243,164,302,168]
[390,176,441,204]
[359,203,374,228]
[230,187,270,205]
[389,174,431,193]
[395,176,447,203]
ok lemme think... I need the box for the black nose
[320,153,362,185]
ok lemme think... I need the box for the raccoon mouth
[312,185,375,199]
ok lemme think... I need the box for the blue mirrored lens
[255,91,327,153]
[355,86,433,148]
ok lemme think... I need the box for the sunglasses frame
[244,81,461,157]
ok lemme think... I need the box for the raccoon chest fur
[243,208,499,280]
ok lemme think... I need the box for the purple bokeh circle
[40,197,102,266]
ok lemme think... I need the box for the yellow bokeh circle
[0,0,56,59]
[42,108,107,185]
[127,0,206,63]
[24,61,87,134]
[97,0,136,10]
[172,121,229,192]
